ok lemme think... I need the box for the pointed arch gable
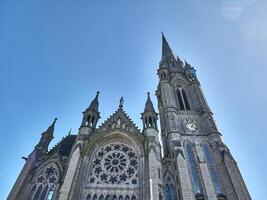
[79,130,144,199]
[83,130,146,157]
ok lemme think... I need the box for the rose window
[89,143,138,185]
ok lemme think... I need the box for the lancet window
[164,174,176,200]
[203,143,226,199]
[177,87,190,110]
[185,142,204,198]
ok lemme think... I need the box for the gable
[96,108,141,135]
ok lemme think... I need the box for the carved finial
[119,97,124,108]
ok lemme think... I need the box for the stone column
[58,147,81,200]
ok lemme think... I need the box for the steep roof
[47,135,77,157]
[143,92,156,113]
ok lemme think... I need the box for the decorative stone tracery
[89,143,139,186]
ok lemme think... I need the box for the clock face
[186,123,197,132]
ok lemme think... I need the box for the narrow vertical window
[177,89,185,110]
[182,89,190,110]
[165,184,170,200]
[93,194,98,200]
[46,189,54,200]
[40,185,49,200]
[170,185,175,200]
[159,193,163,200]
[125,195,130,200]
[203,144,222,195]
[112,195,117,200]
[185,142,203,195]
[28,185,36,200]
[33,185,42,200]
[87,194,91,200]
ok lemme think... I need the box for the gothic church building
[8,35,251,200]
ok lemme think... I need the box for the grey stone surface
[8,35,251,200]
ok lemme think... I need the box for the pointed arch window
[125,195,130,200]
[170,185,175,200]
[28,185,37,200]
[87,194,92,200]
[177,88,190,110]
[40,185,49,200]
[46,188,54,200]
[182,89,190,110]
[33,185,42,200]
[92,194,98,200]
[177,89,185,110]
[203,144,223,195]
[185,142,203,195]
[165,184,170,200]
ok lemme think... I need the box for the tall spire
[162,33,176,61]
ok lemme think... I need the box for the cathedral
[8,35,251,200]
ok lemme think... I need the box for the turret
[142,92,163,200]
[184,60,198,82]
[79,91,100,137]
[81,91,100,128]
[141,92,158,130]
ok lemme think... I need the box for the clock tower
[156,34,251,200]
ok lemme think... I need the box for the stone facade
[8,35,251,200]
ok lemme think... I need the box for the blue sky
[0,0,266,199]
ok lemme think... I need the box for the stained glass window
[33,185,42,200]
[170,185,175,200]
[165,185,170,200]
[89,143,138,185]
[203,143,222,194]
[185,142,203,194]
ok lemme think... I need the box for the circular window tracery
[89,143,138,185]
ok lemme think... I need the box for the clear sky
[0,0,266,199]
